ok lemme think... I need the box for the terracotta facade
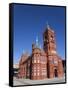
[18,25,64,80]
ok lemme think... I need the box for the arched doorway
[54,69,58,77]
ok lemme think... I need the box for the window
[41,56,46,64]
[51,50,56,54]
[34,66,36,69]
[37,66,40,69]
[42,68,47,75]
[34,60,36,63]
[49,56,52,60]
[54,60,58,64]
[37,72,40,76]
[37,60,40,63]
[42,69,46,72]
[51,35,53,39]
[34,73,36,76]
[45,36,47,39]
[37,69,40,72]
[37,56,40,63]
[37,54,40,57]
[34,69,36,73]
[50,60,54,64]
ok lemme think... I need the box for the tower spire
[36,36,39,46]
[46,21,50,29]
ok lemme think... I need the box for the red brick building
[18,25,64,80]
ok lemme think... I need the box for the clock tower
[43,24,64,78]
[43,24,56,55]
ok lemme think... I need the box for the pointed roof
[46,21,50,29]
[43,22,54,34]
[35,36,39,48]
[36,36,38,46]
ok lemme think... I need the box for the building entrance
[54,69,58,77]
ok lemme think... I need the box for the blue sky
[13,4,66,64]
